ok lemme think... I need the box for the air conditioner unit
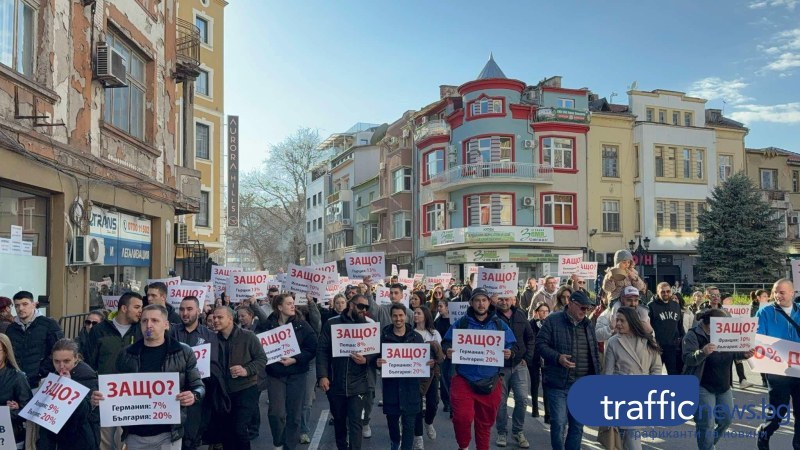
[95,42,127,88]
[522,197,535,207]
[72,236,105,265]
[447,202,456,212]
[174,223,188,244]
[342,219,351,226]
[524,140,536,149]
[790,216,799,225]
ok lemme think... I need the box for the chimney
[439,85,458,99]
[588,93,599,102]
[706,109,722,122]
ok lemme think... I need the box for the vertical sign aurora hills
[227,115,239,227]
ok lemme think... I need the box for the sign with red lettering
[167,284,210,309]
[211,266,242,295]
[0,406,14,450]
[286,264,337,302]
[476,267,518,297]
[710,317,758,351]
[722,305,752,317]
[376,286,392,306]
[146,276,181,288]
[257,324,301,365]
[192,344,211,379]
[345,252,385,279]
[414,273,424,282]
[18,373,90,433]
[331,322,380,357]
[102,295,121,312]
[182,281,215,307]
[452,329,505,367]
[226,271,272,303]
[98,373,181,427]
[425,276,448,290]
[575,262,598,279]
[398,276,414,288]
[557,254,583,276]
[381,343,430,378]
[748,334,800,378]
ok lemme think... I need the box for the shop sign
[446,249,509,264]
[508,250,559,263]
[432,226,554,246]
[89,206,151,267]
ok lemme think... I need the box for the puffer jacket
[116,336,205,443]
[83,319,142,375]
[38,361,100,449]
[5,315,63,386]
[379,323,424,416]
[0,365,32,443]
[263,312,318,378]
[535,310,601,390]
[316,312,378,397]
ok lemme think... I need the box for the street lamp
[628,236,651,282]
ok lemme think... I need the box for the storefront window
[0,184,49,298]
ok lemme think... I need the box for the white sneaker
[740,380,755,389]
[413,436,424,449]
[299,433,311,444]
[425,423,436,439]
[362,424,372,438]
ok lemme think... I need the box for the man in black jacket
[648,281,685,375]
[494,295,535,448]
[146,282,182,324]
[317,294,378,450]
[6,291,63,387]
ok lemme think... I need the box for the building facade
[305,164,328,266]
[0,0,201,317]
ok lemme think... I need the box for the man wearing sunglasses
[317,294,378,450]
[535,290,601,450]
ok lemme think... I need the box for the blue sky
[225,0,800,170]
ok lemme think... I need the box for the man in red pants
[442,288,516,450]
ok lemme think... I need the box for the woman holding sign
[37,339,99,449]
[0,333,31,448]
[413,306,445,443]
[262,293,318,450]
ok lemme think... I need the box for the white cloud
[766,52,800,70]
[730,103,800,124]
[749,0,797,9]
[687,77,751,104]
[762,28,800,72]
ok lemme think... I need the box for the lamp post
[628,236,651,284]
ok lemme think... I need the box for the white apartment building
[305,165,328,266]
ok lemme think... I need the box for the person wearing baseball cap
[596,287,653,345]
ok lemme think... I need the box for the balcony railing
[426,162,554,188]
[535,107,590,124]
[414,119,450,142]
[175,18,201,81]
[763,190,787,201]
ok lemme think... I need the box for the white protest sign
[440,273,453,282]
[381,343,430,378]
[211,266,242,295]
[469,265,482,275]
[286,264,337,302]
[167,284,210,309]
[451,329,505,367]
[257,324,302,365]
[182,281,214,307]
[331,322,380,357]
[398,269,409,279]
[191,344,211,379]
[376,287,392,306]
[449,302,470,324]
[146,277,181,288]
[475,267,518,297]
[10,225,22,243]
[226,271,272,303]
[102,295,121,312]
[98,373,181,427]
[710,317,758,352]
[414,273,424,282]
[345,252,385,279]
[576,262,598,279]
[391,264,398,276]
[398,277,414,288]
[557,254,583,276]
[792,259,800,292]
[723,304,752,317]
[0,406,15,450]
[425,276,448,290]
[748,334,800,378]
[18,373,90,434]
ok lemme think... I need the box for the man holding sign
[91,304,204,450]
[442,288,515,450]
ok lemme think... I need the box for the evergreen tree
[696,172,785,282]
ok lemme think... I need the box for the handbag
[466,372,500,395]
[597,426,623,450]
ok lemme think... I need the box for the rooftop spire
[477,53,506,80]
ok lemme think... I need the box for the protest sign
[376,286,392,306]
[102,295,121,312]
[710,317,758,352]
[425,276,448,290]
[0,406,16,450]
[792,259,800,293]
[398,269,408,279]
[449,301,470,324]
[381,343,430,378]
[469,265,482,275]
[226,271,272,303]
[398,277,414,287]
[211,266,242,295]
[575,262,598,279]
[286,264,338,304]
[451,329,505,367]
[331,323,380,357]
[345,252,385,279]
[748,334,800,378]
[413,273,424,282]
[722,304,752,317]
[391,264,398,276]
[257,324,302,365]
[440,273,453,282]
[146,276,181,288]
[98,373,181,427]
[182,281,214,306]
[167,284,210,309]
[557,254,583,276]
[475,267,518,297]
[18,373,90,434]
[192,344,211,379]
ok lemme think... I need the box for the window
[634,145,640,178]
[195,123,209,159]
[312,195,317,206]
[602,145,618,177]
[306,198,310,209]
[557,98,575,108]
[392,212,411,239]
[369,191,375,202]
[104,33,146,140]
[656,201,665,231]
[468,194,513,226]
[684,112,693,127]
[370,223,379,243]
[312,244,316,256]
[197,191,209,227]
[392,168,411,193]
[719,155,733,183]
[541,193,575,227]
[423,203,445,234]
[658,109,666,123]
[646,108,654,122]
[773,209,787,238]
[471,98,502,116]
[672,111,680,125]
[467,137,512,163]
[793,171,800,193]
[195,16,209,45]
[635,199,641,233]
[542,137,574,170]
[196,69,209,96]
[424,149,445,182]
[317,243,322,254]
[695,149,704,179]
[306,221,311,233]
[761,169,778,190]
[683,148,691,178]
[684,203,694,232]
[669,201,678,231]
[602,200,620,232]
[655,146,664,177]
[317,217,321,229]
[0,0,35,76]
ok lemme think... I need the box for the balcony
[422,162,553,195]
[174,18,201,81]
[370,196,388,214]
[534,107,590,124]
[174,165,202,215]
[763,190,787,201]
[327,189,352,205]
[414,119,450,143]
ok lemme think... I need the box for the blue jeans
[496,363,530,435]
[546,387,584,450]
[694,387,733,450]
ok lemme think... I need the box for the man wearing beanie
[602,249,647,300]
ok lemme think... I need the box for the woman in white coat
[604,306,663,450]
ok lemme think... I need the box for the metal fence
[693,283,773,296]
[59,313,89,340]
